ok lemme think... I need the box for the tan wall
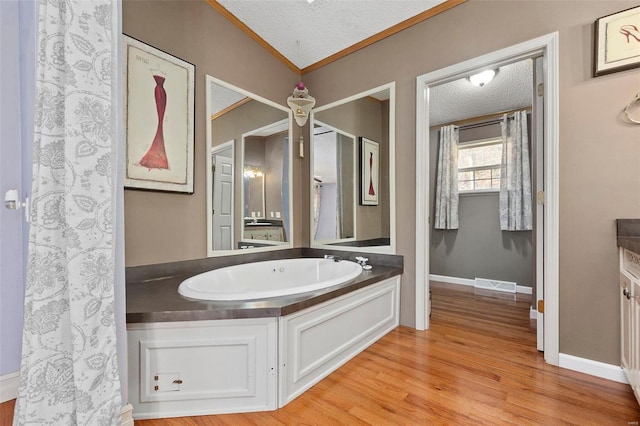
[305,0,640,364]
[123,0,300,266]
[264,132,285,218]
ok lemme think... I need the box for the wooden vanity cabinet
[619,247,640,404]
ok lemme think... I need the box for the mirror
[311,83,395,253]
[312,123,356,243]
[206,75,293,255]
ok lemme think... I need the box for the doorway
[415,33,559,365]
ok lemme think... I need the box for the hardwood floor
[2,282,639,425]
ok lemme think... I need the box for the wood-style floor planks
[2,281,639,425]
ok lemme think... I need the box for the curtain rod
[430,106,532,131]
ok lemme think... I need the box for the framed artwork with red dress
[123,35,195,193]
[594,5,640,77]
[359,137,379,206]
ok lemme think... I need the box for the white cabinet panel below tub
[278,276,400,406]
[127,318,277,419]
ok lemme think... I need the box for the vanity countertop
[126,252,403,324]
[617,219,640,254]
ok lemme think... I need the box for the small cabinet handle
[172,379,183,384]
[623,289,639,300]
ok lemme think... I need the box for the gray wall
[429,123,534,288]
[305,0,640,365]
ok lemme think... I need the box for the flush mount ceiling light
[306,0,316,3]
[468,69,497,87]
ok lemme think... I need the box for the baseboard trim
[121,403,134,426]
[429,274,533,294]
[517,285,533,295]
[0,372,19,403]
[429,274,474,287]
[559,353,628,384]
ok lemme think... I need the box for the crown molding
[207,0,467,76]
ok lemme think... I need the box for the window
[458,137,502,192]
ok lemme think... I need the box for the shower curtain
[313,183,322,238]
[434,125,459,230]
[14,0,122,424]
[499,111,532,231]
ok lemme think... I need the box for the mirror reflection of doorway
[212,142,234,251]
[313,123,356,243]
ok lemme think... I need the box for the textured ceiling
[429,59,534,126]
[216,0,447,69]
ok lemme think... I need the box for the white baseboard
[559,353,628,384]
[0,372,19,403]
[429,274,474,287]
[429,274,533,294]
[120,403,134,426]
[517,285,533,295]
[530,307,537,319]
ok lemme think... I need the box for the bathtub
[177,257,363,301]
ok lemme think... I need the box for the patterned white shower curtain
[14,1,122,425]
[499,111,532,231]
[434,125,459,229]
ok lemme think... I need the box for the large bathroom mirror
[206,75,293,256]
[310,82,396,253]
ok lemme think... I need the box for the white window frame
[458,136,502,194]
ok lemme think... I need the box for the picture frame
[123,35,195,193]
[594,5,640,77]
[359,137,379,206]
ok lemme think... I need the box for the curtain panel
[499,111,533,231]
[434,125,459,230]
[14,1,122,424]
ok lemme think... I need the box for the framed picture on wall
[594,5,640,77]
[123,35,195,193]
[359,137,379,206]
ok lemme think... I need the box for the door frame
[414,32,559,365]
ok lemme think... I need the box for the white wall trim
[429,274,474,287]
[429,274,533,295]
[120,403,134,426]
[0,371,19,403]
[517,285,533,295]
[559,353,628,384]
[416,32,560,367]
[530,308,537,319]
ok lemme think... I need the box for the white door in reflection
[212,145,233,250]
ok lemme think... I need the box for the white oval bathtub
[178,258,363,301]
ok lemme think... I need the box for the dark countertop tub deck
[617,219,640,254]
[126,248,404,324]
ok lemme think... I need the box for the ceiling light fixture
[306,0,316,3]
[468,69,497,87]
